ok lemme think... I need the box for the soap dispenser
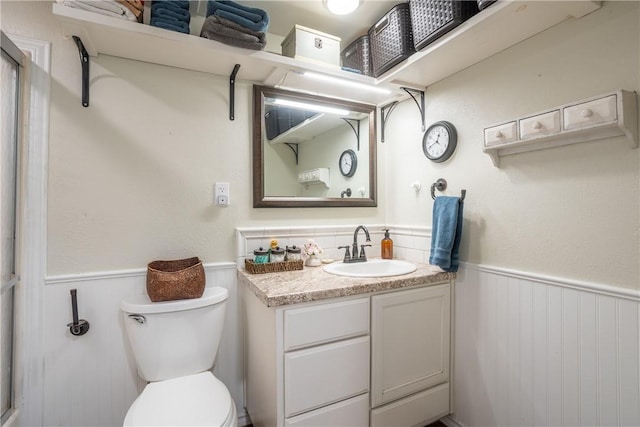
[381,229,393,259]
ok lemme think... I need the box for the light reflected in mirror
[253,85,377,208]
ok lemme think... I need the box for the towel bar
[430,178,466,201]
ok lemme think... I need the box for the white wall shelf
[483,90,638,167]
[52,1,601,106]
[298,168,330,188]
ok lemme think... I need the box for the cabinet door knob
[532,121,542,130]
[494,131,503,139]
[581,109,593,118]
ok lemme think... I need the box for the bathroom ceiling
[240,0,401,45]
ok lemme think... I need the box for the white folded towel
[57,0,138,21]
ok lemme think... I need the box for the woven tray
[245,259,304,274]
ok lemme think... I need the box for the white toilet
[121,286,237,427]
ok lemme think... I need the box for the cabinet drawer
[484,121,517,147]
[370,382,449,427]
[519,110,561,139]
[285,393,369,426]
[284,297,369,351]
[284,336,370,417]
[564,94,617,131]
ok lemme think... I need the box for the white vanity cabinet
[244,292,371,427]
[370,284,451,426]
[243,279,453,427]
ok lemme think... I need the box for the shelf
[52,1,601,106]
[482,90,638,167]
[377,1,602,88]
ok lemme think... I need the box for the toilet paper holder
[67,289,90,336]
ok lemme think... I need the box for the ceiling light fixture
[303,71,392,95]
[323,0,362,16]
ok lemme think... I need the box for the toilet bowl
[121,287,237,427]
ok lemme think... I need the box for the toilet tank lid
[120,286,228,314]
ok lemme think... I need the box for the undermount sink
[323,259,417,278]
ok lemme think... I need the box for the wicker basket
[368,3,415,78]
[244,259,304,274]
[341,35,372,76]
[409,0,480,51]
[146,257,205,302]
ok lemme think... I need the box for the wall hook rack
[430,178,466,202]
[379,87,425,143]
[229,63,240,120]
[72,36,89,107]
[342,118,361,151]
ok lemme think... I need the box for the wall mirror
[253,85,377,208]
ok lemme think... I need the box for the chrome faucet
[340,225,371,263]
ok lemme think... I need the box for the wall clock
[422,121,457,163]
[339,149,357,177]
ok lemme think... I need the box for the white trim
[45,262,237,285]
[461,262,640,302]
[6,34,51,427]
[441,415,465,427]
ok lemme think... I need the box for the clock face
[423,121,457,163]
[339,149,357,177]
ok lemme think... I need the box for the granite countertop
[238,259,455,307]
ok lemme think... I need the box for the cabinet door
[371,284,450,407]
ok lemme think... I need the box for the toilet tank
[121,286,228,382]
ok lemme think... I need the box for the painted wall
[1,1,385,277]
[384,1,640,290]
[3,1,640,427]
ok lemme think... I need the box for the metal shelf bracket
[229,63,240,120]
[380,101,398,143]
[284,142,299,165]
[379,87,426,142]
[72,36,89,107]
[342,118,361,151]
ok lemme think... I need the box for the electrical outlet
[215,182,230,206]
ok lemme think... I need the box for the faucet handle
[338,245,351,262]
[359,244,372,259]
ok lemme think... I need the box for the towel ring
[430,178,466,201]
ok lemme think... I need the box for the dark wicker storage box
[368,3,415,78]
[264,107,318,140]
[146,257,205,302]
[409,0,480,51]
[341,35,372,76]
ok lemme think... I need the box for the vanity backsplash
[235,224,433,268]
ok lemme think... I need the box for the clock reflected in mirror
[423,121,457,163]
[339,149,358,177]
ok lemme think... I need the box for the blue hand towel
[151,4,191,23]
[152,0,190,10]
[207,0,269,32]
[429,196,463,272]
[150,17,190,34]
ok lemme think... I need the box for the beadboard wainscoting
[42,263,244,427]
[453,263,640,427]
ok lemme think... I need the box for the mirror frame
[252,85,377,208]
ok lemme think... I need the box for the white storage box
[281,25,341,67]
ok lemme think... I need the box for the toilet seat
[123,371,237,427]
